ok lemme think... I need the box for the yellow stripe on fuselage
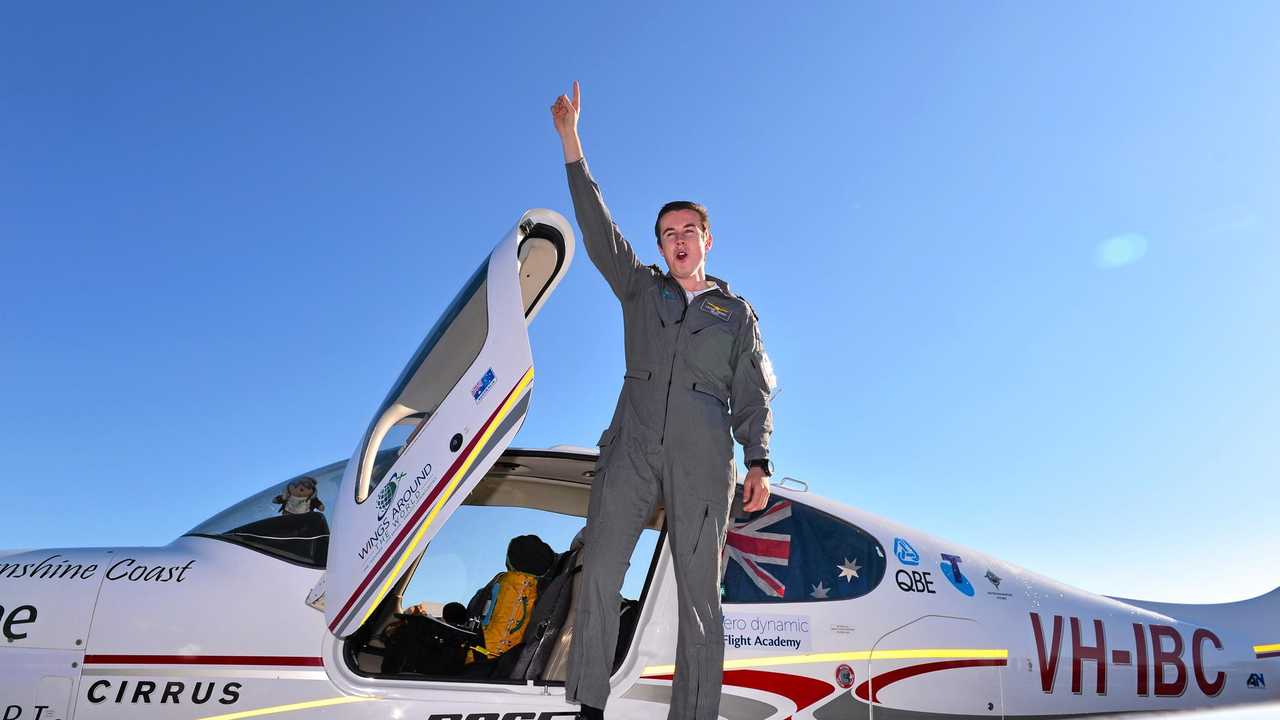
[197,696,375,720]
[1256,643,1280,654]
[357,366,535,627]
[641,647,1009,676]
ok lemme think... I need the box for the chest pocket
[649,284,686,327]
[687,316,736,380]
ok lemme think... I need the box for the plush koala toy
[273,476,325,515]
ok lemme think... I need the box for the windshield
[184,459,348,567]
[354,258,490,504]
[180,428,459,567]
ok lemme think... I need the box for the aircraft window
[346,477,659,685]
[356,260,490,504]
[183,460,344,568]
[401,507,656,607]
[722,494,886,604]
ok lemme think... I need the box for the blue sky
[3,1,1277,614]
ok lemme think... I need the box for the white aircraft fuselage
[3,211,1275,720]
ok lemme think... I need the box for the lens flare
[1096,233,1149,269]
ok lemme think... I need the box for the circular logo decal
[835,663,855,689]
[375,475,400,520]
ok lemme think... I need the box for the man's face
[657,209,712,280]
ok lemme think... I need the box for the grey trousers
[565,435,734,720]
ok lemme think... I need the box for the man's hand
[742,466,771,512]
[550,80,580,136]
[550,80,583,163]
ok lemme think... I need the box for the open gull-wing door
[325,210,574,638]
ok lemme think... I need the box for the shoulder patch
[700,298,734,322]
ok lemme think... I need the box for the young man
[550,81,777,720]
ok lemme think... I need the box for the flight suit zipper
[659,277,690,445]
[659,279,724,445]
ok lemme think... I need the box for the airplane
[2,210,1276,720]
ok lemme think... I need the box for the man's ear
[704,231,713,252]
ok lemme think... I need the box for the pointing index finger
[572,80,581,111]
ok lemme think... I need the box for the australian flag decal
[721,497,886,603]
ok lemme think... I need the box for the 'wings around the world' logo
[376,473,402,521]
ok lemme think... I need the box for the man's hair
[654,200,710,241]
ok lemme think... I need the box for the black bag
[380,614,473,677]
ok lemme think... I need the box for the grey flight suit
[563,159,775,719]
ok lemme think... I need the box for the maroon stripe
[647,669,833,719]
[724,670,833,719]
[1258,650,1280,659]
[329,375,527,632]
[855,658,1008,704]
[84,654,323,667]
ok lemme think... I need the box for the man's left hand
[742,467,771,512]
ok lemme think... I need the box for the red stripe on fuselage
[855,659,1008,704]
[329,377,526,632]
[647,669,833,719]
[83,655,322,667]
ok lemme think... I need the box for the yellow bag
[473,570,539,659]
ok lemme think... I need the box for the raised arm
[551,81,646,300]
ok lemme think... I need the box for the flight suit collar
[662,272,739,302]
[655,272,744,328]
